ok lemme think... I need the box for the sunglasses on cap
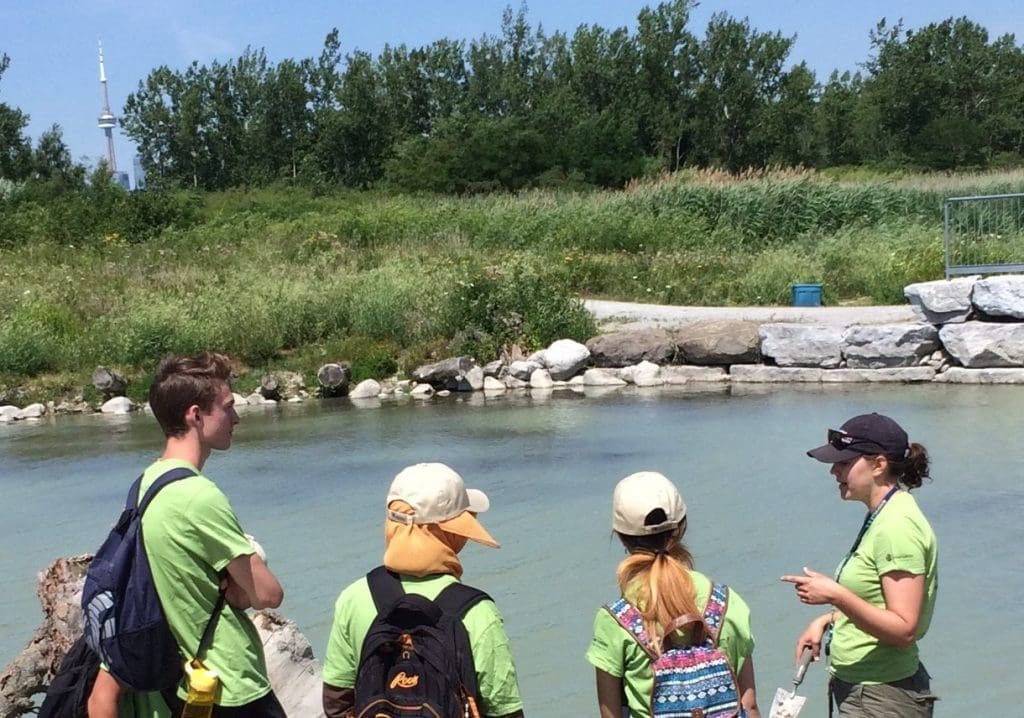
[827,428,908,457]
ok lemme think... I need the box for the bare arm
[595,669,623,718]
[323,683,354,718]
[782,568,925,649]
[736,657,761,718]
[794,611,835,661]
[87,668,124,718]
[225,552,283,610]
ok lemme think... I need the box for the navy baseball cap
[807,413,910,463]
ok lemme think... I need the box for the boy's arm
[224,552,283,609]
[322,683,354,718]
[87,667,124,718]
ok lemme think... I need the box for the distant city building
[133,155,146,190]
[97,41,118,173]
[113,171,130,191]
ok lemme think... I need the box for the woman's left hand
[781,567,840,605]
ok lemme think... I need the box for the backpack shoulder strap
[702,582,729,646]
[604,598,656,659]
[433,581,491,619]
[366,565,405,614]
[136,467,199,515]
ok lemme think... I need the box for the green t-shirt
[830,490,938,685]
[139,458,269,707]
[322,572,524,717]
[585,570,755,718]
[116,686,171,718]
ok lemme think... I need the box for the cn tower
[97,41,117,172]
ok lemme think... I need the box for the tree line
[3,2,1024,194]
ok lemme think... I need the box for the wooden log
[259,374,281,401]
[316,363,350,397]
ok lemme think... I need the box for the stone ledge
[934,367,1024,384]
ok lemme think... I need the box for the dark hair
[885,442,930,490]
[148,352,232,438]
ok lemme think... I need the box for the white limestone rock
[542,339,590,380]
[939,323,1024,367]
[935,367,1024,384]
[582,369,628,386]
[508,360,542,381]
[730,366,825,382]
[100,396,136,414]
[819,368,936,383]
[529,368,554,388]
[758,324,844,368]
[661,366,729,384]
[631,360,664,387]
[349,379,381,399]
[842,324,940,369]
[904,277,976,324]
[482,376,506,392]
[16,403,47,419]
[0,405,21,422]
[972,276,1024,319]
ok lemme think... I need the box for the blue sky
[1,0,1019,179]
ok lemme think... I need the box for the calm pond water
[2,383,1021,716]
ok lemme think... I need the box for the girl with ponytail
[586,472,761,718]
[783,413,938,717]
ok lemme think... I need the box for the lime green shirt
[323,573,524,717]
[830,490,938,684]
[116,687,171,718]
[139,459,269,707]
[585,570,755,718]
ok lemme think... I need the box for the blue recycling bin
[791,283,823,307]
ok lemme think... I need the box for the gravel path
[584,299,917,330]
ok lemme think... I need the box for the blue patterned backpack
[606,582,746,718]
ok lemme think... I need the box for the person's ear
[870,454,890,478]
[183,403,202,428]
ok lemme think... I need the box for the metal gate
[944,192,1024,278]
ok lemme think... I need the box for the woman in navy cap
[782,413,938,717]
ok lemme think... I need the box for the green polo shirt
[830,490,938,684]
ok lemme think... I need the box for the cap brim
[807,444,863,463]
[437,511,499,548]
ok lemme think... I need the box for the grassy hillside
[2,168,1023,402]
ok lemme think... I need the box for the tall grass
[2,168,1022,389]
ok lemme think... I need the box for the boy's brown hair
[148,352,232,437]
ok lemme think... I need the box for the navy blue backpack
[81,467,197,691]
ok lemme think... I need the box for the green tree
[0,53,32,180]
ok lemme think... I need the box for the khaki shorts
[831,664,938,718]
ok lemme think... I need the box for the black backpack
[81,466,197,691]
[354,566,490,718]
[37,636,101,718]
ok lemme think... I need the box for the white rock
[0,405,20,422]
[632,360,664,386]
[566,375,585,386]
[935,367,1024,383]
[16,403,47,419]
[529,368,554,388]
[543,339,591,380]
[100,397,135,414]
[939,323,1024,367]
[410,383,434,395]
[232,392,248,405]
[349,379,382,399]
[465,366,485,391]
[972,276,1024,319]
[730,366,825,382]
[758,324,844,368]
[582,368,628,386]
[904,276,976,324]
[819,368,936,383]
[842,324,940,369]
[483,376,506,392]
[661,366,730,384]
[508,360,542,381]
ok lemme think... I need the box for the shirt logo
[390,672,419,689]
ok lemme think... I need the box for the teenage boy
[88,352,286,718]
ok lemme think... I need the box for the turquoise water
[2,384,1021,716]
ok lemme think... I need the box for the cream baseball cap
[612,471,687,536]
[386,462,499,548]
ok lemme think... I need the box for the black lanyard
[834,486,900,583]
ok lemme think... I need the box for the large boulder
[842,324,940,369]
[674,320,760,365]
[542,339,590,380]
[972,276,1024,319]
[91,366,127,398]
[348,379,381,399]
[508,360,542,381]
[317,363,351,397]
[585,329,676,368]
[904,277,976,324]
[758,324,844,368]
[939,323,1024,367]
[100,396,136,414]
